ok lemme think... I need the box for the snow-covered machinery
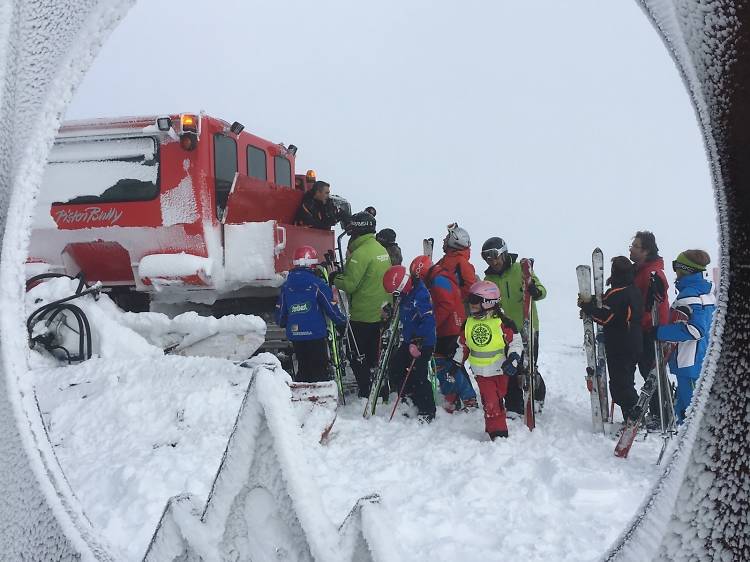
[27,112,348,315]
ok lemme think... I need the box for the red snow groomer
[28,112,348,314]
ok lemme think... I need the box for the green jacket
[484,254,546,332]
[333,233,391,323]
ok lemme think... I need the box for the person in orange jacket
[434,223,478,302]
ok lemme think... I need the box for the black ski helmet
[346,211,377,236]
[481,237,508,260]
[376,228,397,246]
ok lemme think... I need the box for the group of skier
[276,210,548,441]
[277,213,715,441]
[577,231,716,430]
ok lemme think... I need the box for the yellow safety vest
[465,316,506,375]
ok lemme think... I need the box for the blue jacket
[399,279,437,348]
[276,267,347,341]
[656,273,716,380]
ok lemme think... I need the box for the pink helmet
[468,280,500,310]
[292,245,319,267]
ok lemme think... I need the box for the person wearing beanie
[656,250,716,423]
[578,256,643,422]
[333,211,391,397]
[376,228,403,265]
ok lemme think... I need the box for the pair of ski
[520,258,538,431]
[576,248,611,434]
[615,274,680,461]
[316,263,348,405]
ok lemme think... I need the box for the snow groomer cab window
[274,156,292,187]
[214,133,238,212]
[48,137,160,205]
[247,145,267,181]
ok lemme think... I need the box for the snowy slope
[32,314,666,560]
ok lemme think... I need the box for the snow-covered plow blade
[143,359,382,562]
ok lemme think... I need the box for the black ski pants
[389,344,436,416]
[504,330,546,415]
[607,352,638,420]
[293,338,330,383]
[350,321,382,398]
[637,330,660,419]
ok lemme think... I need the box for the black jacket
[581,283,643,358]
[294,191,337,229]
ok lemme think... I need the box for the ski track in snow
[32,327,666,560]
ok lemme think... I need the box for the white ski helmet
[444,223,471,250]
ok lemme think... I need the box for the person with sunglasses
[655,250,715,424]
[629,230,670,429]
[481,237,547,417]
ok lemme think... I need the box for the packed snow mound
[26,277,266,361]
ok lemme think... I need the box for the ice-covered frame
[0,0,746,560]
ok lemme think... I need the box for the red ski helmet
[409,255,432,281]
[383,265,412,295]
[468,280,500,310]
[292,245,319,267]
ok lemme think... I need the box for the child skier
[578,256,644,422]
[409,255,478,412]
[382,264,437,422]
[656,250,716,424]
[276,245,347,383]
[463,281,523,440]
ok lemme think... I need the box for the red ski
[520,258,536,431]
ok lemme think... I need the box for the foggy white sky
[66,0,718,338]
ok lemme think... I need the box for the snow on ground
[312,338,665,562]
[33,355,252,560]
[27,276,669,560]
[31,340,666,560]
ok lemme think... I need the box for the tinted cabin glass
[247,145,267,180]
[46,137,159,205]
[214,134,237,210]
[274,156,292,187]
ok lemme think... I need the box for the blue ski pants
[435,357,477,402]
[674,376,696,424]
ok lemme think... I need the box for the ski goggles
[468,293,499,307]
[672,260,701,274]
[481,248,506,261]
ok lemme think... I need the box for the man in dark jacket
[276,246,347,382]
[579,256,643,422]
[294,181,339,229]
[376,228,403,265]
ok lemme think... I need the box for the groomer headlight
[156,117,172,131]
[230,121,244,135]
[288,144,298,156]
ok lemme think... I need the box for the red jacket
[425,264,465,338]
[634,257,670,331]
[435,248,478,302]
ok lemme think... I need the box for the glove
[528,281,543,299]
[646,273,666,309]
[409,343,422,358]
[501,352,521,377]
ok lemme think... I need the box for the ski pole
[389,356,418,421]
